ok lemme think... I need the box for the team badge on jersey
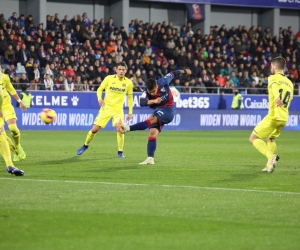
[122,83,126,87]
[161,87,166,92]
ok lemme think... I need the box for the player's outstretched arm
[12,94,27,111]
[162,69,192,86]
[172,69,192,76]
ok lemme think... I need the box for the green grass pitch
[0,130,299,250]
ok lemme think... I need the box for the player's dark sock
[83,144,88,148]
[130,119,152,131]
[147,137,156,157]
[118,151,123,154]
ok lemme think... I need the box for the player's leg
[249,116,278,172]
[77,124,101,155]
[262,122,286,172]
[118,107,175,134]
[113,113,125,158]
[266,137,277,155]
[6,117,26,160]
[3,104,25,160]
[118,114,157,133]
[1,127,17,154]
[139,128,159,165]
[0,124,24,176]
[77,109,110,155]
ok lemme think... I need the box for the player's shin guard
[8,124,20,148]
[130,119,152,131]
[267,141,277,154]
[147,137,156,157]
[117,132,124,152]
[0,134,14,167]
[84,130,96,146]
[253,139,273,159]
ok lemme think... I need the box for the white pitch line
[0,177,299,195]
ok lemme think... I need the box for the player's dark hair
[272,56,286,70]
[116,61,127,69]
[146,78,157,91]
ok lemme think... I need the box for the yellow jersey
[0,73,17,106]
[97,74,133,113]
[268,72,294,121]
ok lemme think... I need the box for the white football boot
[262,154,280,173]
[117,120,130,134]
[121,123,130,134]
[139,157,155,165]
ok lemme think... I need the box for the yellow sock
[84,130,96,146]
[253,139,273,159]
[117,132,124,151]
[2,130,17,153]
[8,124,21,148]
[0,134,13,166]
[267,141,277,154]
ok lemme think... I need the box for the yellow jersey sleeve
[3,74,17,96]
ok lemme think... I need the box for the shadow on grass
[213,171,260,183]
[84,165,141,173]
[36,156,112,165]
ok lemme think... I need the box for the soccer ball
[40,108,57,124]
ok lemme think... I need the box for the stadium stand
[0,12,299,95]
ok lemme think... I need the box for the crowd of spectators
[0,11,299,95]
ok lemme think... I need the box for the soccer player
[77,61,133,158]
[249,57,293,173]
[117,69,192,165]
[1,65,27,161]
[0,70,24,176]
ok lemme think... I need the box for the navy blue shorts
[150,107,175,132]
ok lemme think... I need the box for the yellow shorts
[94,107,123,128]
[2,103,17,122]
[253,115,286,139]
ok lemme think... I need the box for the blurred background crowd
[0,11,299,94]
